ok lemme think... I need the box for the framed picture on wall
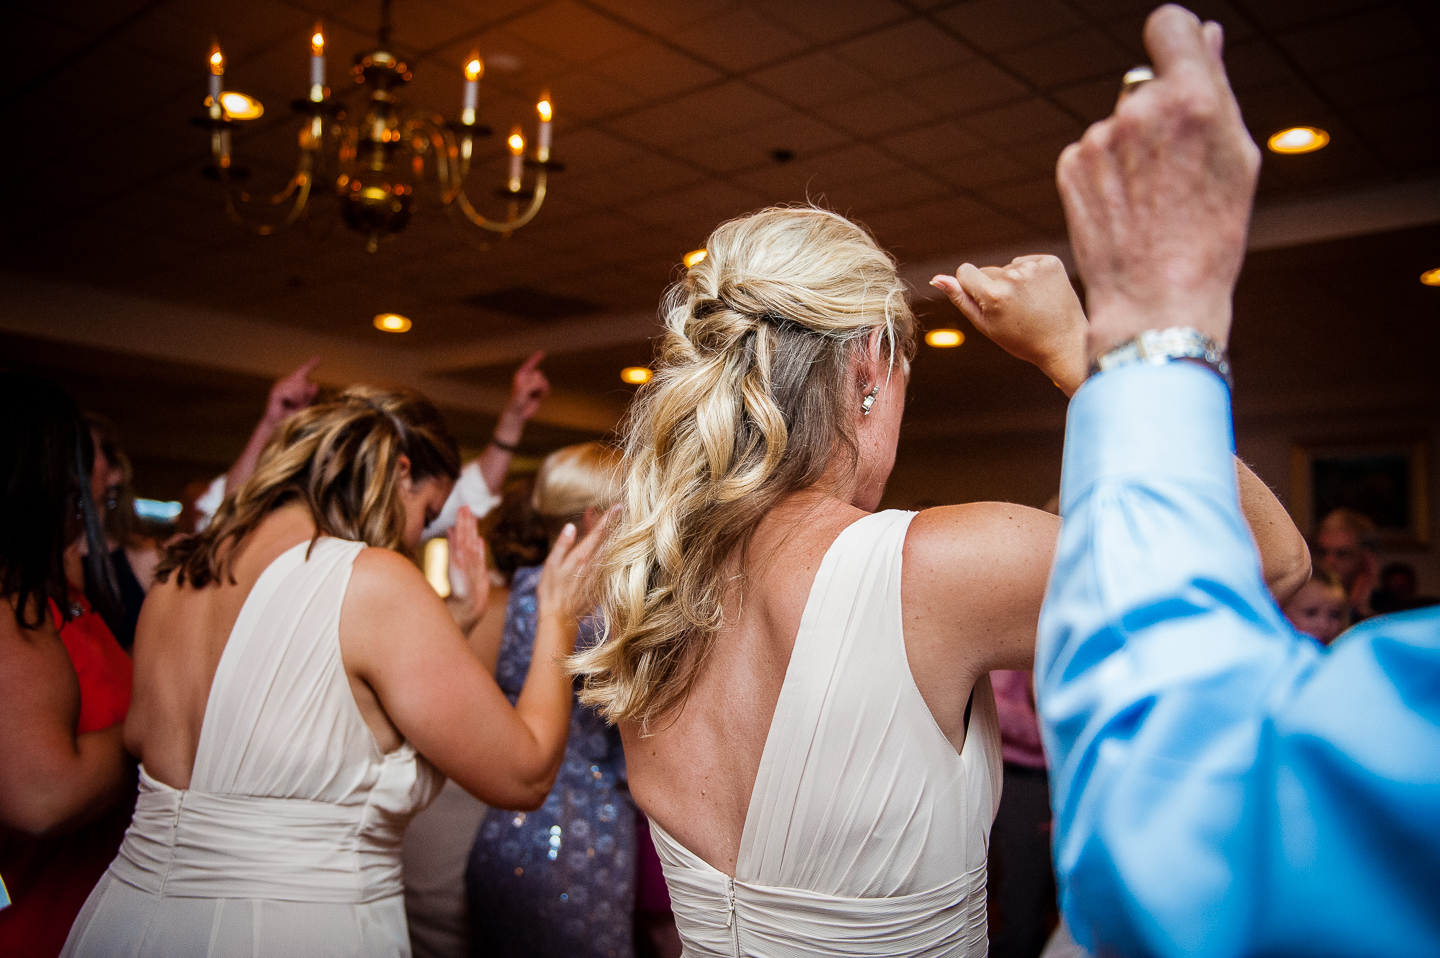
[1291,437,1430,549]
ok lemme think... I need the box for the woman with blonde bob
[571,206,1309,956]
[466,441,638,958]
[63,386,605,957]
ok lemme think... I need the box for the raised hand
[1056,5,1260,360]
[506,351,551,424]
[265,357,321,426]
[931,255,1089,396]
[447,506,490,631]
[536,509,613,629]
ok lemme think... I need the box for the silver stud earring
[861,385,880,416]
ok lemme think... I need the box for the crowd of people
[3,6,1437,958]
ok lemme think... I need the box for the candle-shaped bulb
[309,22,326,101]
[536,91,553,162]
[537,94,552,122]
[507,126,525,192]
[208,38,225,119]
[461,53,482,125]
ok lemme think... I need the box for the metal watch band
[1090,327,1233,389]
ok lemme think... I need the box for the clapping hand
[447,506,490,633]
[931,255,1089,396]
[536,508,615,635]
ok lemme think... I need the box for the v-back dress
[649,510,1003,957]
[61,537,444,958]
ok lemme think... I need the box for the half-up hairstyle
[159,385,459,588]
[571,206,916,727]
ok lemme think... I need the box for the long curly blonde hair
[159,385,459,588]
[571,206,916,727]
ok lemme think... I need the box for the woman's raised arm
[933,255,1310,606]
[340,519,605,810]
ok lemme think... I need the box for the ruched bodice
[63,537,443,957]
[650,510,1003,957]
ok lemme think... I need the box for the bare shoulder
[904,502,1059,573]
[347,546,434,605]
[902,502,1061,674]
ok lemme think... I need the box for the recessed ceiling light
[1422,268,1440,286]
[621,366,652,384]
[374,313,412,332]
[925,328,964,348]
[206,91,263,120]
[683,249,707,268]
[1267,126,1329,154]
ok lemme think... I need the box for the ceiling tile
[1222,38,1295,93]
[578,0,736,36]
[1308,48,1440,110]
[558,153,707,207]
[960,98,1084,146]
[880,121,987,166]
[900,58,1029,116]
[169,0,317,62]
[546,126,644,172]
[627,181,766,231]
[928,151,1035,191]
[667,112,851,173]
[816,89,940,138]
[996,29,1134,90]
[602,100,716,149]
[670,80,793,133]
[1052,75,1124,124]
[834,18,975,84]
[748,51,880,108]
[589,38,723,100]
[548,68,646,121]
[1240,0,1390,34]
[505,1,645,64]
[669,8,811,73]
[847,169,952,213]
[1277,5,1425,76]
[751,0,909,44]
[933,0,1084,52]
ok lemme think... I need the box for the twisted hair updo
[159,385,460,588]
[572,206,916,726]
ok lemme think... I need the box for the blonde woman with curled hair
[63,386,605,958]
[571,206,1309,956]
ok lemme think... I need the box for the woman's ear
[396,453,414,492]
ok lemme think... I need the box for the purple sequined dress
[465,566,635,958]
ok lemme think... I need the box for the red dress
[0,599,134,958]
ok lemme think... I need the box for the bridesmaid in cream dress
[62,386,605,958]
[571,207,1309,956]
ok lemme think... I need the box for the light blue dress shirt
[1038,361,1440,958]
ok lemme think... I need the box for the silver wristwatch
[1090,327,1232,388]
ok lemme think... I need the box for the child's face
[1284,580,1346,646]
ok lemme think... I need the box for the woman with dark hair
[62,385,605,957]
[0,372,133,957]
[80,413,163,650]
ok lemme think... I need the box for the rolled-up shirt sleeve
[1038,361,1440,957]
[423,460,501,541]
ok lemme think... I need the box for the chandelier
[197,0,560,252]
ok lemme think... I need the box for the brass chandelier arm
[213,119,322,236]
[451,170,547,232]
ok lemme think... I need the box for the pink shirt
[989,670,1046,769]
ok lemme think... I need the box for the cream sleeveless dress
[650,510,1003,957]
[62,537,444,958]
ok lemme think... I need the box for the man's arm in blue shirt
[1038,361,1440,958]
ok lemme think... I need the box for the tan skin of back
[622,265,1310,877]
[127,458,605,811]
